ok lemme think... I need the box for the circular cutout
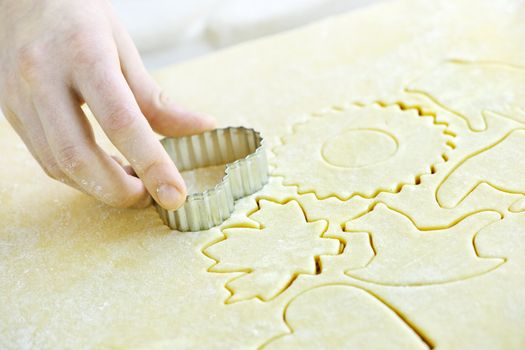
[321,129,398,168]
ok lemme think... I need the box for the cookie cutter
[155,127,268,231]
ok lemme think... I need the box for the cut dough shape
[273,104,451,199]
[437,129,525,208]
[204,200,341,302]
[475,212,525,262]
[344,203,503,285]
[377,110,524,227]
[295,194,376,273]
[2,0,525,348]
[263,285,429,350]
[408,60,525,131]
[321,128,398,167]
[510,197,525,212]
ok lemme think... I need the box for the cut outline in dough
[198,98,513,304]
[320,127,399,168]
[272,102,456,201]
[343,202,506,286]
[258,284,434,350]
[436,128,525,209]
[406,59,525,132]
[202,198,344,303]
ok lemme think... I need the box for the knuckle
[104,187,142,208]
[16,45,45,80]
[68,31,101,68]
[43,161,66,181]
[90,68,111,90]
[68,29,88,47]
[68,28,90,48]
[74,49,99,68]
[110,193,138,208]
[55,144,88,175]
[104,105,141,134]
[141,159,162,179]
[29,145,66,181]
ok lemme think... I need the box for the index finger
[75,57,187,210]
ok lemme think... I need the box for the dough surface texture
[1,0,525,349]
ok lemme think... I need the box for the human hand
[0,0,215,210]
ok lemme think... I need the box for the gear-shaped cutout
[273,103,454,199]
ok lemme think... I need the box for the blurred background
[0,1,381,121]
[112,0,381,68]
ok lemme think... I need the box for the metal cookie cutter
[155,127,268,231]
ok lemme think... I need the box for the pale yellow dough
[2,0,525,349]
[181,164,226,194]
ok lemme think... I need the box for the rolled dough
[1,0,525,349]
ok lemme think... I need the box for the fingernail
[157,184,185,210]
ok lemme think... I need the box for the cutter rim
[156,126,268,231]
